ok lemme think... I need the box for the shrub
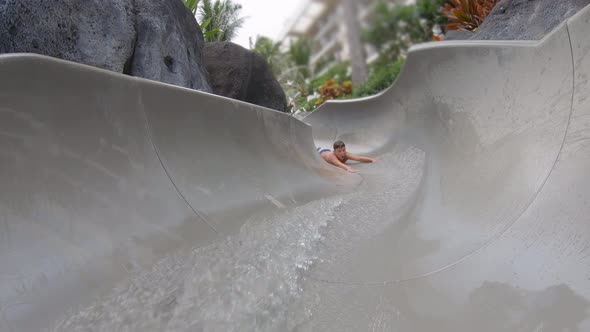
[353,59,405,98]
[319,79,342,100]
[309,63,351,93]
[314,79,354,106]
[363,0,449,64]
[442,0,499,32]
[341,80,353,95]
[417,0,450,30]
[293,95,318,113]
[292,63,352,112]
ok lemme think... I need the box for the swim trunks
[317,147,331,154]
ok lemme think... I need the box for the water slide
[1,5,589,331]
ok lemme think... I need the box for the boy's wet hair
[333,140,345,149]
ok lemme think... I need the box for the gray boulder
[446,0,590,41]
[0,0,211,92]
[0,0,135,73]
[202,42,288,112]
[132,0,210,90]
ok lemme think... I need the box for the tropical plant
[310,63,351,93]
[353,59,405,98]
[293,63,353,111]
[252,36,284,76]
[253,36,281,63]
[183,0,200,15]
[318,79,342,103]
[288,38,312,79]
[417,0,450,34]
[364,0,450,63]
[442,0,499,31]
[318,79,352,102]
[198,0,245,42]
[259,37,315,113]
[364,3,424,64]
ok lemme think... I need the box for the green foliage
[252,36,283,77]
[253,36,281,62]
[295,95,319,113]
[183,0,201,15]
[250,36,313,112]
[313,55,336,74]
[255,36,314,113]
[310,63,351,93]
[199,0,245,42]
[353,59,405,98]
[294,59,404,112]
[417,0,450,31]
[288,39,312,79]
[364,0,449,63]
[182,0,243,42]
[291,63,353,112]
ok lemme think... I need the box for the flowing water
[52,145,425,332]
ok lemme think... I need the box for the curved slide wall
[0,55,350,330]
[301,6,590,330]
[304,15,573,282]
[0,4,589,331]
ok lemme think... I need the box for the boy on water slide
[317,140,376,173]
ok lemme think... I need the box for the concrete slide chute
[0,5,589,331]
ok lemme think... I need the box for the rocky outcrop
[0,0,292,110]
[0,0,136,72]
[0,0,211,92]
[132,0,210,90]
[446,0,590,41]
[202,42,288,112]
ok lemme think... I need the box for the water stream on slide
[52,145,425,331]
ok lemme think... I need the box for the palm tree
[183,0,200,16]
[252,36,284,76]
[199,0,246,42]
[288,38,312,79]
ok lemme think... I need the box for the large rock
[202,42,288,112]
[0,0,211,92]
[0,0,136,72]
[132,0,210,90]
[446,0,590,41]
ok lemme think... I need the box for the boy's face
[334,146,346,159]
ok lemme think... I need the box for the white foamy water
[53,197,344,332]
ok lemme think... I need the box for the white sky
[232,0,304,49]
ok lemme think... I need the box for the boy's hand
[346,167,357,173]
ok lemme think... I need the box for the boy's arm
[328,155,356,173]
[346,152,376,163]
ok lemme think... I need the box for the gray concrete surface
[1,4,589,331]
